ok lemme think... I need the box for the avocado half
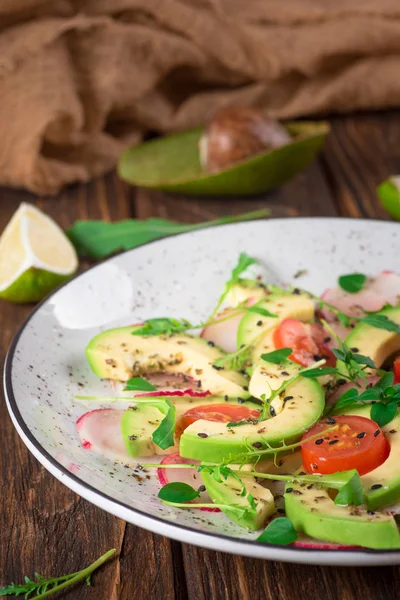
[118,121,329,196]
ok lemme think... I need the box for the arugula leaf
[338,273,366,294]
[257,518,297,545]
[0,550,116,599]
[124,378,156,392]
[152,400,176,449]
[132,317,193,336]
[301,367,338,379]
[370,401,398,427]
[261,348,292,364]
[360,314,400,334]
[158,482,200,503]
[68,210,270,259]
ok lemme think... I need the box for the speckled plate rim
[4,217,400,566]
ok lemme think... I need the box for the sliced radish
[293,535,358,550]
[135,389,211,398]
[327,376,380,406]
[157,453,220,512]
[76,408,130,462]
[321,287,386,319]
[369,271,400,306]
[201,309,243,353]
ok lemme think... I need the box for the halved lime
[118,121,329,196]
[0,203,78,303]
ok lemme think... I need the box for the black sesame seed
[257,320,263,327]
[197,432,208,438]
[284,396,294,402]
[270,406,276,417]
[128,435,137,441]
[240,344,245,349]
[253,442,263,449]
[327,416,336,424]
[197,380,201,388]
[367,511,376,515]
[243,386,249,391]
[198,485,206,492]
[357,432,366,439]
[237,397,245,404]
[286,487,293,493]
[374,429,380,437]
[277,508,285,514]
[313,354,322,361]
[323,337,331,343]
[224,395,229,401]
[328,439,339,445]
[207,341,215,347]
[315,438,324,445]
[281,371,289,376]
[337,379,347,386]
[351,347,359,352]
[293,288,300,295]
[212,365,223,371]
[371,484,383,490]
[312,463,318,470]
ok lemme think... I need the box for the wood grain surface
[1,112,400,600]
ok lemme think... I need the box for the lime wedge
[0,203,78,303]
[118,121,329,196]
[377,177,400,221]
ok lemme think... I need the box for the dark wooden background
[1,112,400,599]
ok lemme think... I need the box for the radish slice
[293,536,358,550]
[321,288,386,319]
[157,453,220,512]
[369,271,400,306]
[201,309,243,353]
[76,408,130,462]
[135,389,211,398]
[327,376,380,406]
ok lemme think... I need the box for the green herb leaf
[332,348,346,362]
[257,518,297,546]
[358,387,383,402]
[350,353,376,368]
[370,401,398,427]
[213,344,252,371]
[158,482,200,503]
[330,388,360,414]
[68,211,269,259]
[0,549,116,599]
[245,306,278,318]
[360,314,400,334]
[152,400,176,450]
[338,273,367,294]
[210,252,259,317]
[376,372,395,389]
[334,471,364,506]
[132,317,193,336]
[261,348,292,364]
[124,378,156,392]
[301,367,338,379]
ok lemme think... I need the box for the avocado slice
[237,292,315,361]
[336,404,400,510]
[224,282,268,308]
[121,404,171,457]
[285,481,400,549]
[180,375,324,462]
[249,359,303,403]
[201,469,276,530]
[337,305,400,376]
[86,327,248,397]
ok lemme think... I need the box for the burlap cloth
[1,0,400,194]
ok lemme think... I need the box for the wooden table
[1,112,399,600]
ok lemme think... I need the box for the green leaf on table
[67,211,270,259]
[158,482,200,503]
[152,400,176,450]
[124,378,156,392]
[257,517,297,545]
[370,401,398,427]
[338,273,366,294]
[261,348,292,364]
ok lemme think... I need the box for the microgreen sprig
[0,549,116,599]
[210,252,259,318]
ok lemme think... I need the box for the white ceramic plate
[4,218,400,566]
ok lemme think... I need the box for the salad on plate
[76,254,400,550]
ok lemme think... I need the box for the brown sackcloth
[1,0,400,194]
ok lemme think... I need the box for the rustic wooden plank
[133,156,337,221]
[0,174,179,600]
[320,111,400,219]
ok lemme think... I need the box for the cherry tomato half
[301,415,390,476]
[273,318,335,367]
[182,404,260,428]
[394,357,400,384]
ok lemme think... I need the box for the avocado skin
[285,482,400,549]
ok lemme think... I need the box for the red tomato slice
[182,404,260,428]
[301,415,390,476]
[394,357,400,384]
[273,318,335,367]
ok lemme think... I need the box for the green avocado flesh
[86,327,248,397]
[237,293,315,361]
[121,404,167,457]
[180,376,324,462]
[336,404,400,510]
[285,482,400,549]
[201,470,276,530]
[337,305,400,376]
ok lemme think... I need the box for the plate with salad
[4,217,400,566]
